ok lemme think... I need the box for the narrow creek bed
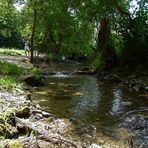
[31,63,148,148]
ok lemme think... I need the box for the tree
[116,0,148,63]
[0,0,23,48]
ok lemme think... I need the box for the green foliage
[0,61,25,90]
[0,76,17,90]
[90,54,104,71]
[0,0,147,67]
[0,61,25,75]
[112,34,123,58]
[0,115,11,138]
[0,108,17,138]
[0,0,23,48]
[10,140,23,148]
[116,1,148,63]
[31,67,41,79]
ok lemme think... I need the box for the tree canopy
[0,0,147,68]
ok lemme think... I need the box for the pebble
[35,113,43,120]
[31,109,42,114]
[42,111,51,117]
[36,104,41,109]
[89,143,102,148]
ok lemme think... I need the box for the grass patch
[0,76,20,90]
[10,140,23,148]
[0,60,41,90]
[32,67,41,79]
[0,61,25,75]
[0,62,26,90]
[0,48,24,56]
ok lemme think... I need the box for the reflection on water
[32,65,148,146]
[111,89,124,116]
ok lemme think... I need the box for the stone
[31,109,42,114]
[89,143,102,148]
[24,75,46,87]
[42,111,52,117]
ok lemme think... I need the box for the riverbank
[0,56,82,147]
[0,89,82,147]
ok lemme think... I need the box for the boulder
[24,75,46,87]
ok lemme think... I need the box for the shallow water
[32,63,148,147]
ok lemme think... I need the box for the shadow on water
[32,64,148,147]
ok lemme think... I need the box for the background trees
[0,0,23,48]
[0,0,147,68]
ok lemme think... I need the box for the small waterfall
[52,71,70,78]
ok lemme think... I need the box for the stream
[32,63,148,147]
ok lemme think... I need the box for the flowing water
[32,63,148,147]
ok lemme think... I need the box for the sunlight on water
[111,89,124,116]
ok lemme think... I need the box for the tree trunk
[30,4,37,62]
[98,18,117,69]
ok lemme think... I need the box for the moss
[31,67,41,80]
[0,140,23,148]
[10,140,23,148]
[0,109,17,138]
[0,106,30,138]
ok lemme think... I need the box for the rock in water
[24,75,46,87]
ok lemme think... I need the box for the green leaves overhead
[0,0,147,64]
